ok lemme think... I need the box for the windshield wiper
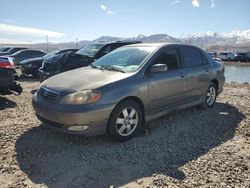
[101,65,125,73]
[90,64,105,70]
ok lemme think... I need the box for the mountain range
[2,29,250,51]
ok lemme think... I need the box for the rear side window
[181,47,203,67]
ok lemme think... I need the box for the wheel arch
[211,79,219,90]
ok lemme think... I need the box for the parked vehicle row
[207,51,250,62]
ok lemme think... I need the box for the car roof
[122,43,201,49]
[91,41,142,45]
[16,49,46,53]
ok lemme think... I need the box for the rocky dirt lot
[0,78,249,188]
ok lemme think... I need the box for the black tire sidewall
[108,100,143,141]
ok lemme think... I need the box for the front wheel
[108,100,143,141]
[200,83,217,109]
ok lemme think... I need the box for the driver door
[148,47,187,114]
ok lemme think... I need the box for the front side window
[153,48,179,71]
[181,47,203,67]
[93,46,157,73]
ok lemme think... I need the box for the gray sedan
[32,43,225,141]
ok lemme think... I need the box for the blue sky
[0,0,250,43]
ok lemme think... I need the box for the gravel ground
[0,77,249,188]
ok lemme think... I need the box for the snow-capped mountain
[187,29,250,47]
[127,34,182,43]
[88,30,250,47]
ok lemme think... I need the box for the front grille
[38,87,60,101]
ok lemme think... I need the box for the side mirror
[150,64,168,73]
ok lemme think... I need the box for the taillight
[9,61,15,67]
[0,62,14,68]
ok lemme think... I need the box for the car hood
[42,67,132,95]
[20,57,44,65]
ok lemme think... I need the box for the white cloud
[100,5,107,11]
[107,10,115,14]
[192,0,200,7]
[100,4,115,15]
[211,0,215,8]
[0,23,65,38]
[172,0,180,6]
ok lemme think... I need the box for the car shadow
[0,96,17,110]
[15,102,244,188]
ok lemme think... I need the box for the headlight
[60,90,101,105]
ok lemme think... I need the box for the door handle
[179,73,185,78]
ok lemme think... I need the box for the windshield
[92,46,157,73]
[76,44,105,57]
[11,50,23,56]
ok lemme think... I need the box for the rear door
[148,47,187,113]
[179,46,211,102]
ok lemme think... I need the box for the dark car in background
[235,53,246,62]
[0,47,12,52]
[33,43,225,141]
[245,52,250,61]
[218,52,229,61]
[207,52,217,58]
[39,41,141,81]
[20,48,78,77]
[0,47,27,56]
[8,49,47,65]
[0,66,22,95]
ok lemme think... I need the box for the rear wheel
[108,100,143,141]
[200,83,217,109]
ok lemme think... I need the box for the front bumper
[32,93,115,136]
[38,69,57,82]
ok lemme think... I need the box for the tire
[200,83,217,110]
[108,100,143,141]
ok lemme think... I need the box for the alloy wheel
[207,86,216,106]
[115,107,138,136]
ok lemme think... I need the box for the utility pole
[46,35,49,52]
[76,38,78,48]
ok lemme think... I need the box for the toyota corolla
[32,43,225,141]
